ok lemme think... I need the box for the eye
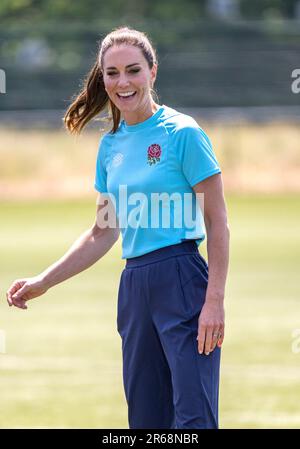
[106,68,140,77]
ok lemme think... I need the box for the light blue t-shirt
[94,104,221,259]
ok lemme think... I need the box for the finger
[7,287,20,306]
[11,285,27,301]
[12,297,27,309]
[210,328,221,351]
[6,281,21,305]
[197,326,206,354]
[204,327,213,355]
[11,297,22,308]
[6,291,13,306]
[10,281,23,296]
[217,331,225,348]
[6,283,19,306]
[20,299,28,309]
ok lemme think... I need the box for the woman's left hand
[197,298,225,355]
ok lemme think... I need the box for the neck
[122,102,160,126]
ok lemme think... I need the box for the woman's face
[102,44,157,113]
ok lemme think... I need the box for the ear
[151,63,157,86]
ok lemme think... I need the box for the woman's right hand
[6,276,49,310]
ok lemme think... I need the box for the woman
[6,26,230,429]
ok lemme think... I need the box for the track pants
[117,240,221,429]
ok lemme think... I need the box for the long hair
[63,26,158,135]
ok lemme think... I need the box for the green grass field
[1,194,300,428]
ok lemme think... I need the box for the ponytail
[63,61,111,134]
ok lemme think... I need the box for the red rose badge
[147,144,161,166]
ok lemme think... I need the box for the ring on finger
[213,332,222,339]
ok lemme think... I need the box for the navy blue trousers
[117,240,221,429]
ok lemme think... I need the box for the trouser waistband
[125,240,199,268]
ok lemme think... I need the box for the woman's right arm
[6,195,120,309]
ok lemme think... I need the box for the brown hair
[63,26,159,135]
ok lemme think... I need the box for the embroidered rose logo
[147,144,161,166]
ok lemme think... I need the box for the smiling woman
[103,44,158,125]
[7,26,229,430]
[101,43,159,125]
[63,27,159,134]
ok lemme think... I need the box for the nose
[117,73,130,88]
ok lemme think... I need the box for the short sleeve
[174,124,221,187]
[94,136,109,193]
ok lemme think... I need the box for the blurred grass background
[1,193,300,428]
[1,123,300,199]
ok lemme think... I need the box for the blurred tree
[0,0,207,22]
[1,0,299,110]
[3,0,297,22]
[240,0,299,18]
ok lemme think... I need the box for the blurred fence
[0,19,300,114]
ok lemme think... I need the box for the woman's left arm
[193,173,230,355]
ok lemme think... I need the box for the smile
[117,91,137,99]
